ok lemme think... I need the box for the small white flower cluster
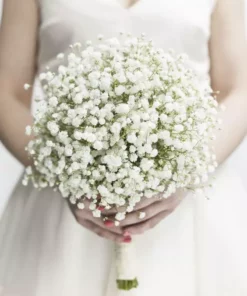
[23,34,219,221]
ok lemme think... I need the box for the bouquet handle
[115,242,138,291]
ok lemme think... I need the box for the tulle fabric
[1,164,247,296]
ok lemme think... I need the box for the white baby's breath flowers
[25,126,32,136]
[24,83,31,90]
[23,33,219,224]
[115,212,126,221]
[57,53,65,60]
[138,211,146,219]
[115,221,120,227]
[77,202,85,210]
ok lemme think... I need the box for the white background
[0,1,246,215]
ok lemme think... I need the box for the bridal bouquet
[23,33,219,290]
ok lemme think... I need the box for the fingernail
[104,220,114,227]
[97,206,105,211]
[122,236,132,243]
[123,230,130,237]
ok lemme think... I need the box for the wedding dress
[1,0,247,295]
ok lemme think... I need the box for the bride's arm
[0,1,125,242]
[122,0,247,235]
[210,0,247,163]
[0,0,39,166]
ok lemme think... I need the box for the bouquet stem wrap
[115,242,138,290]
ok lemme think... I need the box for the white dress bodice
[37,0,216,81]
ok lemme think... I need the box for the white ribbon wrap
[115,242,137,280]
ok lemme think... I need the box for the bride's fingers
[124,210,171,235]
[131,190,184,213]
[79,194,162,216]
[117,195,181,227]
[76,199,121,216]
[130,194,163,212]
[101,206,120,216]
[90,217,123,235]
[74,208,123,235]
[103,195,161,216]
[69,199,123,235]
[78,219,124,243]
[119,200,165,227]
[101,193,166,216]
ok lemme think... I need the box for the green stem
[116,278,139,290]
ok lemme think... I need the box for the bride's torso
[37,0,215,79]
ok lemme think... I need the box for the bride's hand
[68,189,185,241]
[68,200,126,243]
[118,189,185,235]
